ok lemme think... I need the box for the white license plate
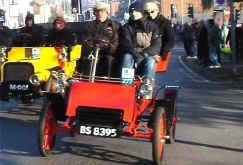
[79,125,118,137]
[9,84,29,91]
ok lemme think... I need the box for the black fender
[45,93,67,121]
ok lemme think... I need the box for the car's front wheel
[152,106,166,165]
[38,98,57,157]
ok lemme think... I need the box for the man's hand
[20,33,32,37]
[154,55,161,62]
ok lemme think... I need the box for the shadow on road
[52,138,154,165]
[0,113,154,164]
[177,84,243,128]
[176,139,243,153]
[0,116,39,157]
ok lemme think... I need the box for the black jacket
[153,15,174,59]
[19,24,44,46]
[46,27,75,47]
[83,19,120,56]
[198,24,209,59]
[0,25,12,46]
[120,16,161,60]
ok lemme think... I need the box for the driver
[78,2,120,77]
[120,1,161,98]
[17,13,44,46]
[0,9,12,46]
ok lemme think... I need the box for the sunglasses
[146,11,155,14]
[94,9,107,13]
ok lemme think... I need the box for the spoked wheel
[152,106,166,165]
[166,94,177,144]
[38,98,57,157]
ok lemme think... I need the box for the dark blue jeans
[209,45,220,66]
[121,53,157,81]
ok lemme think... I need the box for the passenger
[46,17,75,47]
[17,13,44,46]
[120,1,161,98]
[144,1,174,60]
[78,2,120,77]
[0,9,12,46]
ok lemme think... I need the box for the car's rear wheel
[38,98,56,157]
[152,106,166,165]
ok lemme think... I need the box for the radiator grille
[3,62,34,82]
[77,107,123,128]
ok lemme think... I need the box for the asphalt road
[0,43,243,165]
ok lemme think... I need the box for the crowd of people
[182,17,243,69]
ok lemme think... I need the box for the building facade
[0,0,242,27]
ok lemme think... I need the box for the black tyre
[38,98,57,157]
[166,93,177,144]
[152,106,166,165]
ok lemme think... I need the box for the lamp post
[181,0,184,24]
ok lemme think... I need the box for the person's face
[26,19,33,27]
[55,22,65,31]
[129,10,143,21]
[146,8,159,20]
[94,9,108,22]
[33,4,40,15]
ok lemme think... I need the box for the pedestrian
[207,19,221,68]
[191,18,200,59]
[197,20,210,67]
[182,23,194,58]
[238,23,243,61]
[233,23,243,63]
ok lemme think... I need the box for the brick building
[154,0,242,23]
[160,0,212,19]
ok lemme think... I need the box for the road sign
[214,0,226,11]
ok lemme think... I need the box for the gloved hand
[161,51,169,60]
[134,53,145,64]
[153,55,161,62]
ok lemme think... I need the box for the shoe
[214,64,221,68]
[139,79,153,99]
[209,65,216,68]
[191,56,198,59]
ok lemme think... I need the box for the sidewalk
[180,51,243,83]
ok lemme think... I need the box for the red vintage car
[37,41,178,165]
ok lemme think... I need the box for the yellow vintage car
[0,45,81,103]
